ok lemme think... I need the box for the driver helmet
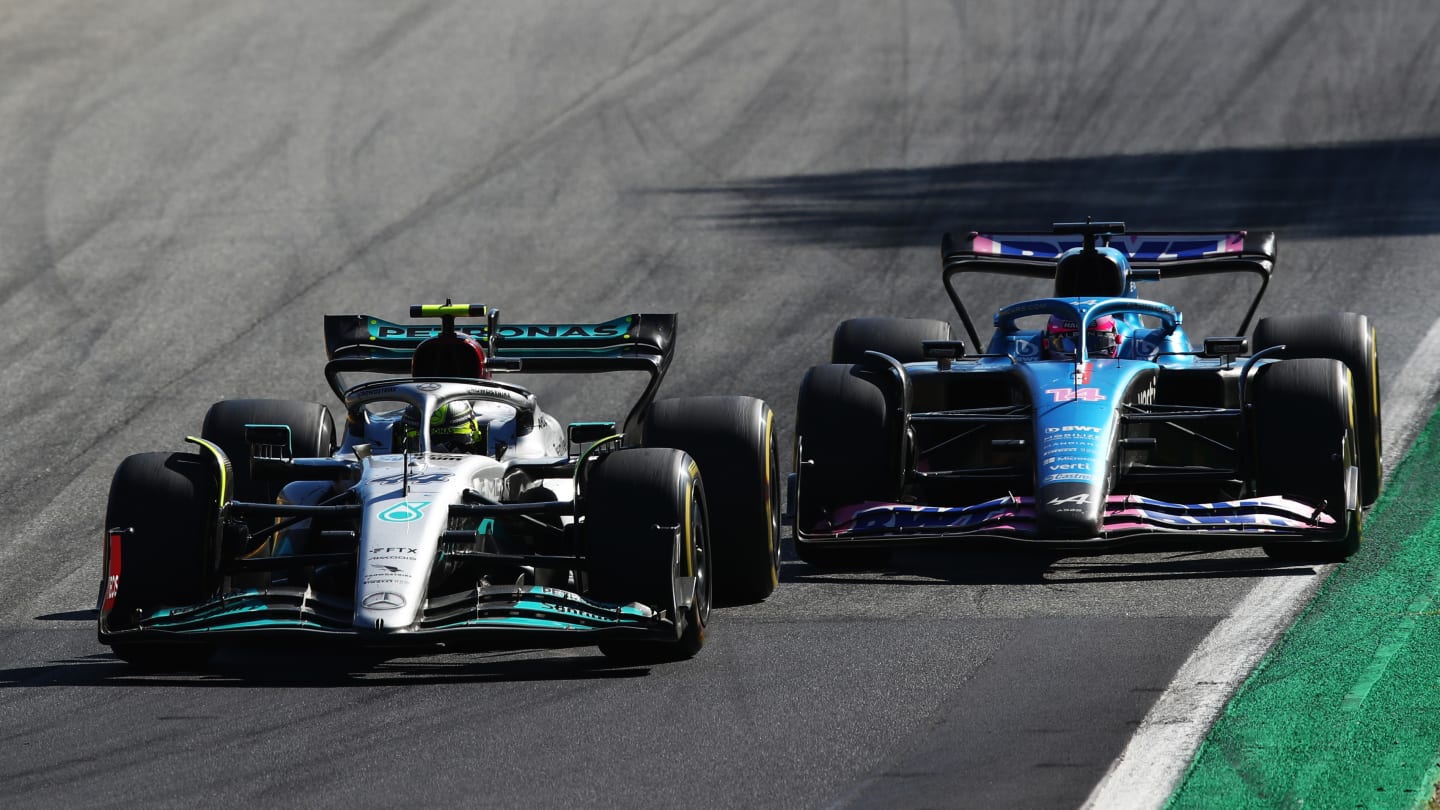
[399,400,485,453]
[1044,315,1122,359]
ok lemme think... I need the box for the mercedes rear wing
[939,226,1276,347]
[322,311,677,430]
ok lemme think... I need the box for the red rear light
[100,530,123,615]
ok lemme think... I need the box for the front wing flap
[99,584,677,650]
[798,493,1343,551]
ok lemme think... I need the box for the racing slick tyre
[1251,358,1362,563]
[831,317,954,365]
[793,364,897,569]
[635,396,780,606]
[201,399,336,532]
[584,448,711,664]
[101,451,220,670]
[1253,312,1381,506]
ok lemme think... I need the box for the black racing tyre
[636,396,780,606]
[1251,358,1361,562]
[102,451,220,669]
[584,448,710,663]
[831,317,954,365]
[1253,312,1381,506]
[201,399,335,530]
[793,364,896,568]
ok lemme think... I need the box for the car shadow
[779,541,1320,586]
[33,609,97,622]
[0,646,659,688]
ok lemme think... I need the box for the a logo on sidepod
[362,592,406,609]
[378,502,430,522]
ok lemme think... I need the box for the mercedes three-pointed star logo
[362,591,407,610]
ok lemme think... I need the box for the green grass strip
[1168,410,1440,809]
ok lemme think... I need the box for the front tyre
[101,451,220,669]
[1251,358,1361,562]
[793,364,896,568]
[636,396,780,606]
[585,448,711,663]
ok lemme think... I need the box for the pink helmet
[1044,315,1121,359]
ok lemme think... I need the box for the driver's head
[1044,315,1121,359]
[399,400,485,453]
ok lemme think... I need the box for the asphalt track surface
[2,2,1439,808]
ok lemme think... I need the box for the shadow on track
[668,136,1440,247]
[780,543,1320,587]
[0,647,656,689]
[34,610,97,622]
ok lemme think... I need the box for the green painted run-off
[1168,411,1440,808]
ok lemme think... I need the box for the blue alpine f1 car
[791,221,1381,564]
[99,303,781,669]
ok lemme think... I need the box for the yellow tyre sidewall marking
[764,409,778,585]
[685,460,699,578]
[1371,327,1382,463]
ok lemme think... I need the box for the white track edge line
[1082,316,1440,810]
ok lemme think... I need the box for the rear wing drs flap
[939,229,1277,346]
[322,312,677,427]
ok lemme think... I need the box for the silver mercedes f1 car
[99,303,780,669]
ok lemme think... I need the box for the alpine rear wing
[939,226,1277,346]
[322,311,677,429]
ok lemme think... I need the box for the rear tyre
[102,451,220,669]
[832,317,954,365]
[1253,313,1381,505]
[201,399,335,531]
[793,364,896,568]
[636,396,780,606]
[1251,359,1361,562]
[585,449,710,663]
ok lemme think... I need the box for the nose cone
[1036,482,1103,537]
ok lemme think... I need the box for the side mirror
[1202,337,1249,358]
[568,422,618,446]
[245,424,293,460]
[922,340,967,370]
